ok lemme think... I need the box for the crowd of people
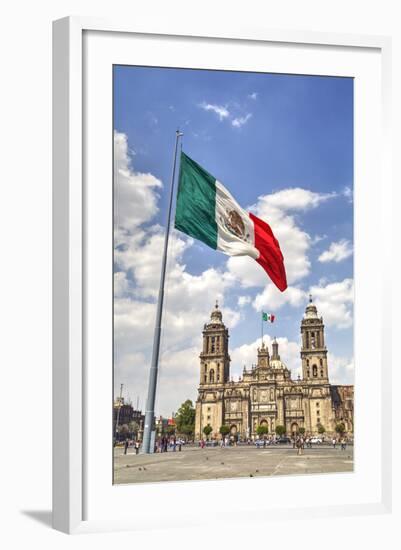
[119,433,349,456]
[155,435,183,453]
[293,435,348,455]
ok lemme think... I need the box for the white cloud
[343,186,353,203]
[199,101,253,129]
[248,92,258,100]
[230,336,301,379]
[255,191,330,280]
[231,113,252,128]
[328,354,354,385]
[114,131,162,232]
[114,131,242,414]
[114,271,130,298]
[227,187,335,287]
[253,284,306,311]
[238,295,251,307]
[311,234,327,245]
[261,187,336,211]
[157,346,200,414]
[253,188,336,285]
[230,337,354,385]
[318,239,353,263]
[310,278,354,329]
[248,277,354,332]
[199,102,230,121]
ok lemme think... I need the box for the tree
[165,425,176,436]
[317,424,326,435]
[119,424,129,441]
[299,427,306,435]
[128,421,140,438]
[219,425,230,438]
[203,424,213,440]
[275,425,286,437]
[335,422,346,436]
[174,399,196,439]
[256,425,269,437]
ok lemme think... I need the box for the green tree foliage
[219,425,230,437]
[165,425,176,436]
[317,424,326,434]
[275,425,286,437]
[174,399,195,438]
[256,425,269,436]
[203,424,213,439]
[335,422,346,435]
[128,421,140,437]
[299,427,306,435]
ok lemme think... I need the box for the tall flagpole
[142,130,183,454]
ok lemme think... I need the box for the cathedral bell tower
[300,295,329,383]
[199,302,230,385]
[257,340,270,368]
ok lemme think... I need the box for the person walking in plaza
[341,437,347,450]
[296,436,303,456]
[135,440,140,455]
[332,437,337,449]
[124,438,129,455]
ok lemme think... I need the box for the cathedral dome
[210,301,223,324]
[270,358,287,370]
[304,294,319,319]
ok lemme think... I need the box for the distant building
[155,415,177,435]
[195,300,354,440]
[113,398,144,440]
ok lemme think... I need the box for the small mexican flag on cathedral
[262,312,275,323]
[174,152,287,292]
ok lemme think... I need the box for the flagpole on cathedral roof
[142,130,183,454]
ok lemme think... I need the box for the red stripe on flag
[249,212,287,292]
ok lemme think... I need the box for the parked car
[254,439,266,447]
[205,440,218,447]
[310,437,323,444]
[276,437,291,444]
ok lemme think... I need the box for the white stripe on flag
[215,180,258,258]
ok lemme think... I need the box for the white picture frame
[52,16,392,534]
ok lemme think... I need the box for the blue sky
[113,65,354,415]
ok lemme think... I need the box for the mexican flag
[174,153,287,292]
[262,312,275,323]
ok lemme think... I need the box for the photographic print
[113,66,354,484]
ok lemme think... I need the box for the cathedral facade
[194,299,354,440]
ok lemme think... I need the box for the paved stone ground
[114,444,354,484]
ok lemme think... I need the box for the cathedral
[194,298,354,440]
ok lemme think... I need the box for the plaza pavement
[113,444,354,484]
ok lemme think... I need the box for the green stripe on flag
[262,312,268,321]
[174,152,218,250]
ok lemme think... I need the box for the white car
[310,437,322,444]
